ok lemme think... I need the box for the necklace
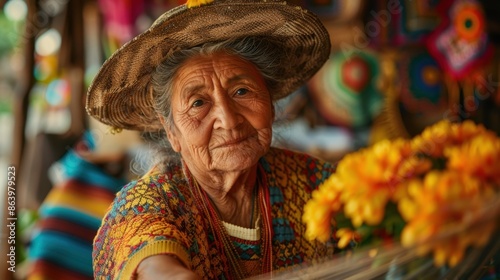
[250,185,258,227]
[186,165,273,279]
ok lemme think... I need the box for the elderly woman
[87,0,335,279]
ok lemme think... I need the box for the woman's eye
[235,88,249,96]
[192,99,204,107]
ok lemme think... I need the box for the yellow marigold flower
[432,240,465,267]
[396,157,432,183]
[399,170,496,267]
[449,120,489,143]
[303,119,499,268]
[303,175,344,242]
[303,200,335,242]
[344,190,389,227]
[447,243,465,267]
[336,228,360,249]
[397,180,422,221]
[445,134,500,185]
[336,139,428,227]
[412,120,453,157]
[413,120,494,158]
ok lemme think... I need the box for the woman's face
[164,52,274,173]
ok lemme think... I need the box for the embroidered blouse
[93,147,336,279]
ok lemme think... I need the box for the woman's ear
[158,114,181,152]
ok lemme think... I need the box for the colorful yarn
[399,50,448,114]
[308,50,383,128]
[426,0,493,80]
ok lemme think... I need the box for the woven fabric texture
[92,147,336,279]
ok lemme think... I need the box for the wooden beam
[67,0,87,135]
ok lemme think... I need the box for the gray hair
[146,37,284,170]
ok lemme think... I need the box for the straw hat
[86,0,331,131]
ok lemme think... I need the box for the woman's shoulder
[103,165,190,222]
[143,164,186,184]
[113,165,188,206]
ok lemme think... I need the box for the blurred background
[0,0,499,279]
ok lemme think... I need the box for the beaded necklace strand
[185,164,273,279]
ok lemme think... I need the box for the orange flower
[303,120,499,268]
[303,199,336,242]
[412,120,492,158]
[336,228,361,249]
[303,175,344,242]
[449,120,491,143]
[412,120,453,157]
[445,134,500,185]
[399,171,496,267]
[336,139,429,227]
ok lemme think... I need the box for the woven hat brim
[86,0,331,131]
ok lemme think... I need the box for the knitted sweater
[93,147,336,279]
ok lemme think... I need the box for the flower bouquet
[300,120,500,278]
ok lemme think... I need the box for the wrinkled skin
[160,52,274,227]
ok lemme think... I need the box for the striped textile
[27,148,126,280]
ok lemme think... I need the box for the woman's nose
[213,97,242,129]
